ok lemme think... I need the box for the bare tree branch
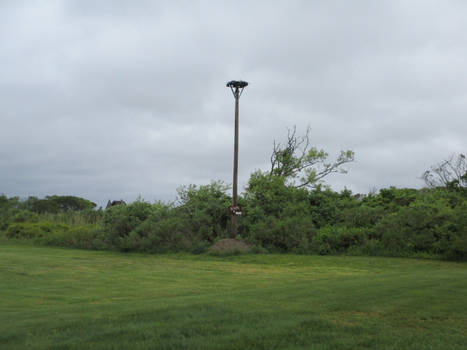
[421,154,467,189]
[269,126,355,189]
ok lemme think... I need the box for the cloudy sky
[1,1,466,206]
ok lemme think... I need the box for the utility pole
[226,80,248,237]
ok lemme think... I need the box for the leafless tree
[422,153,467,189]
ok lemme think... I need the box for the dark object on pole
[228,205,242,216]
[227,80,248,89]
[227,80,248,237]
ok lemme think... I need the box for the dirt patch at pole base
[208,238,252,256]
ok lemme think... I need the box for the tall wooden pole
[232,87,240,237]
[226,80,247,238]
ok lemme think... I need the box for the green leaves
[177,181,232,241]
[270,127,354,188]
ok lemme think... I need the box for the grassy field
[1,242,466,349]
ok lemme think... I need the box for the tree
[22,195,96,214]
[269,126,354,188]
[422,154,467,190]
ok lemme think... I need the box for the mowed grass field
[1,243,466,350]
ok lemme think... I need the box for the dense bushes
[176,181,231,242]
[0,195,21,231]
[312,226,368,255]
[6,222,66,240]
[1,183,466,260]
[1,132,464,260]
[240,182,466,260]
[101,201,154,247]
[434,202,467,260]
[241,172,316,252]
[5,221,102,249]
[103,202,196,253]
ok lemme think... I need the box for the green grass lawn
[1,242,466,350]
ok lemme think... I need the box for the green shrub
[349,239,383,256]
[308,188,359,228]
[5,222,70,240]
[0,195,21,231]
[373,197,456,257]
[101,200,154,246]
[242,172,316,252]
[312,226,368,255]
[41,209,103,226]
[434,203,467,261]
[118,205,188,253]
[246,214,316,252]
[5,220,104,250]
[177,181,231,242]
[341,205,385,228]
[37,225,102,250]
[12,210,40,223]
[363,187,418,212]
[2,183,466,260]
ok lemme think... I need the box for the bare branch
[422,153,467,189]
[269,126,354,189]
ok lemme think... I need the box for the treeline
[1,129,466,260]
[1,178,466,260]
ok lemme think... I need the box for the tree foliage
[270,126,354,188]
[22,195,96,214]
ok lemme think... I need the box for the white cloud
[1,1,466,206]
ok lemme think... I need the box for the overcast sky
[1,1,466,206]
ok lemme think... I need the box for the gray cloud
[1,1,466,206]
